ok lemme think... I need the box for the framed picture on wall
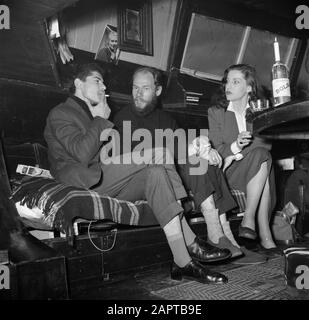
[95,24,120,65]
[118,0,153,56]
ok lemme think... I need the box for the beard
[132,95,159,116]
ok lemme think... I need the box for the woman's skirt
[225,147,276,212]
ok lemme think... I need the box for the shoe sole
[239,233,257,240]
[172,274,228,284]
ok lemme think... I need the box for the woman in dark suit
[208,64,277,251]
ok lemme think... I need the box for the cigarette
[105,94,110,97]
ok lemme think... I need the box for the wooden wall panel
[65,0,178,71]
[0,81,66,143]
[119,0,178,71]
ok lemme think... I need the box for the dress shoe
[208,236,243,258]
[238,225,257,240]
[187,237,231,263]
[171,260,228,284]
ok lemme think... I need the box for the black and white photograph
[118,0,153,55]
[95,24,120,65]
[1,0,309,307]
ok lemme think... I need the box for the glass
[250,99,270,112]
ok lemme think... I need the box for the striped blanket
[12,177,158,234]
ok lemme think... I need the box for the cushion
[12,176,159,235]
[15,201,53,230]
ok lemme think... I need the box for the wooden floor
[70,240,309,300]
[3,219,309,301]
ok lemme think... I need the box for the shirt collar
[227,101,250,114]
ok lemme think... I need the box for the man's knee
[146,165,166,177]
[207,164,221,175]
[152,147,174,165]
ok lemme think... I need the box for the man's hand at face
[90,95,111,119]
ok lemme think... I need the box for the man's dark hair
[132,66,163,87]
[69,63,105,93]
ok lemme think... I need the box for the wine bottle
[272,37,291,107]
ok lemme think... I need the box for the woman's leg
[257,177,276,248]
[242,161,268,231]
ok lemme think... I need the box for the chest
[221,111,253,142]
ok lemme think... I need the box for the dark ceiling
[0,0,79,87]
[222,0,302,20]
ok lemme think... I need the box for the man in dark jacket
[44,63,231,284]
[113,66,243,258]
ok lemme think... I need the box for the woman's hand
[236,131,252,149]
[223,154,244,172]
[223,155,235,172]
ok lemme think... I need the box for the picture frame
[95,24,120,65]
[117,0,153,56]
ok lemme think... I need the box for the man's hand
[192,136,211,157]
[207,148,222,167]
[90,95,111,119]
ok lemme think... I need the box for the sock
[163,216,192,267]
[221,221,240,248]
[201,207,224,244]
[219,213,227,224]
[181,217,196,246]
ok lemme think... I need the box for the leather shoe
[187,237,231,263]
[208,236,243,258]
[171,260,228,284]
[238,226,257,240]
[257,244,282,257]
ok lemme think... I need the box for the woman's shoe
[238,225,257,240]
[208,236,243,258]
[187,237,231,263]
[258,244,282,257]
[171,260,228,284]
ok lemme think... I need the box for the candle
[274,37,280,62]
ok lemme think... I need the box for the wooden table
[252,99,309,139]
